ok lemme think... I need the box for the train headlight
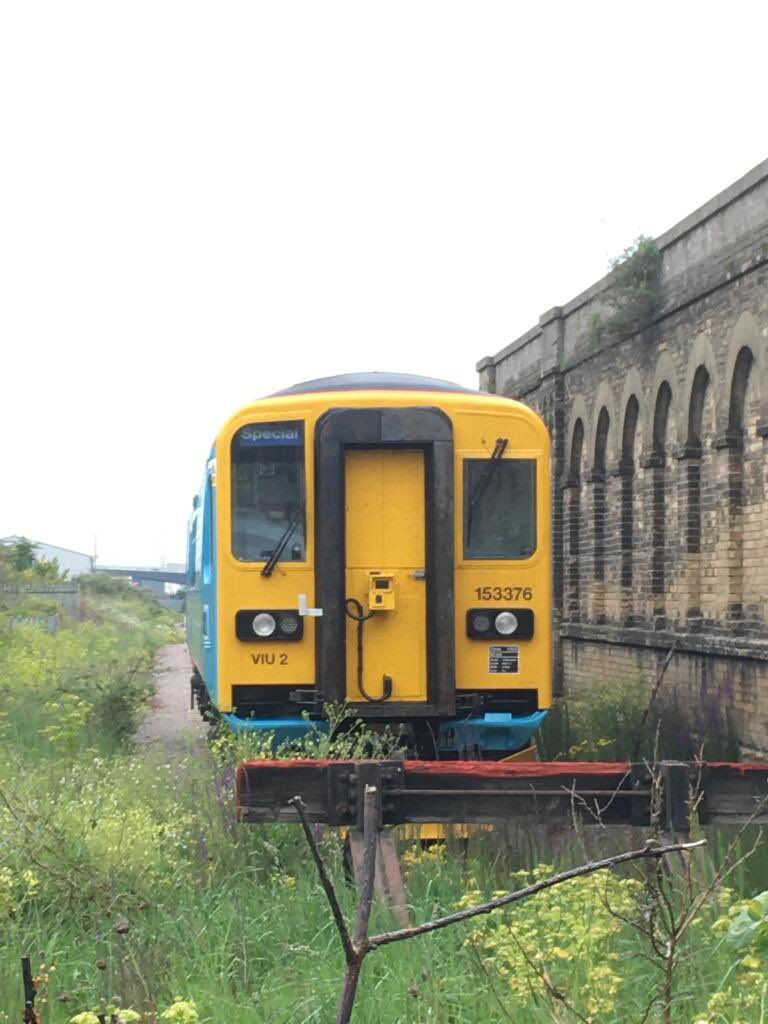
[279,613,300,636]
[466,608,533,640]
[236,609,304,641]
[494,611,518,636]
[471,612,491,633]
[252,613,277,637]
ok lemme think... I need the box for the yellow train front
[186,372,551,759]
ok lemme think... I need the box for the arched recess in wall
[565,418,585,621]
[683,332,721,437]
[653,382,674,455]
[647,350,680,449]
[650,381,673,614]
[566,395,591,464]
[728,347,755,435]
[684,364,715,626]
[620,395,640,621]
[724,312,766,431]
[591,406,610,621]
[619,367,646,449]
[686,363,711,550]
[723,311,766,630]
[590,381,619,468]
[688,365,711,449]
[724,346,755,625]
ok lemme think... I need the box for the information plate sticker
[489,645,520,674]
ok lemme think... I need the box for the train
[185,371,551,759]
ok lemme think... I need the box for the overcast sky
[1,1,766,567]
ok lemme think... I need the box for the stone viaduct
[478,158,768,756]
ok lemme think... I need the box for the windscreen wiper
[466,437,508,545]
[261,504,304,578]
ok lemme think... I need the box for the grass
[538,675,741,763]
[0,589,766,1022]
[2,763,764,1023]
[0,748,516,1021]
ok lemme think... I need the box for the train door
[344,449,427,703]
[314,407,455,717]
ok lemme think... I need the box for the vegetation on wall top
[589,235,663,345]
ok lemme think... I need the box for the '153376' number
[474,586,533,601]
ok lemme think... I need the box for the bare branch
[337,785,380,1024]
[368,839,706,950]
[288,796,354,965]
[565,768,634,823]
[632,640,677,761]
[617,783,768,1022]
[287,781,711,1024]
[352,786,378,948]
[675,822,765,942]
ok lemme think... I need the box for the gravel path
[135,643,208,751]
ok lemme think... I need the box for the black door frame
[314,406,455,718]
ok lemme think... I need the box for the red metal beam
[236,759,768,830]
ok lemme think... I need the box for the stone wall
[0,582,81,617]
[478,159,768,756]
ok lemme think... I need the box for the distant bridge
[95,565,186,585]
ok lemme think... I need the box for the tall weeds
[0,588,764,1022]
[538,676,741,762]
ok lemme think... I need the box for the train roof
[270,371,478,397]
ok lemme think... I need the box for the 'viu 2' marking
[251,653,288,665]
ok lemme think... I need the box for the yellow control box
[367,572,395,611]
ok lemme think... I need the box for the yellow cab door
[344,449,427,702]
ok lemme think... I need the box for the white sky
[2,1,766,566]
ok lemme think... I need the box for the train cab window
[194,506,204,580]
[202,481,213,585]
[231,421,306,563]
[463,458,536,559]
[187,514,198,586]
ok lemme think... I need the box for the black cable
[344,598,393,703]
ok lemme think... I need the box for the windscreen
[464,458,536,559]
[231,421,305,562]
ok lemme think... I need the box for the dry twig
[290,792,706,1024]
[288,796,354,965]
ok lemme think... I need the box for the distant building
[0,536,94,578]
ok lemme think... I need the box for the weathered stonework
[478,159,768,756]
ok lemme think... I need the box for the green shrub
[0,587,176,757]
[605,235,663,336]
[79,574,140,597]
[538,679,645,761]
[585,235,663,347]
[539,677,740,762]
[209,700,405,766]
[462,864,643,1018]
